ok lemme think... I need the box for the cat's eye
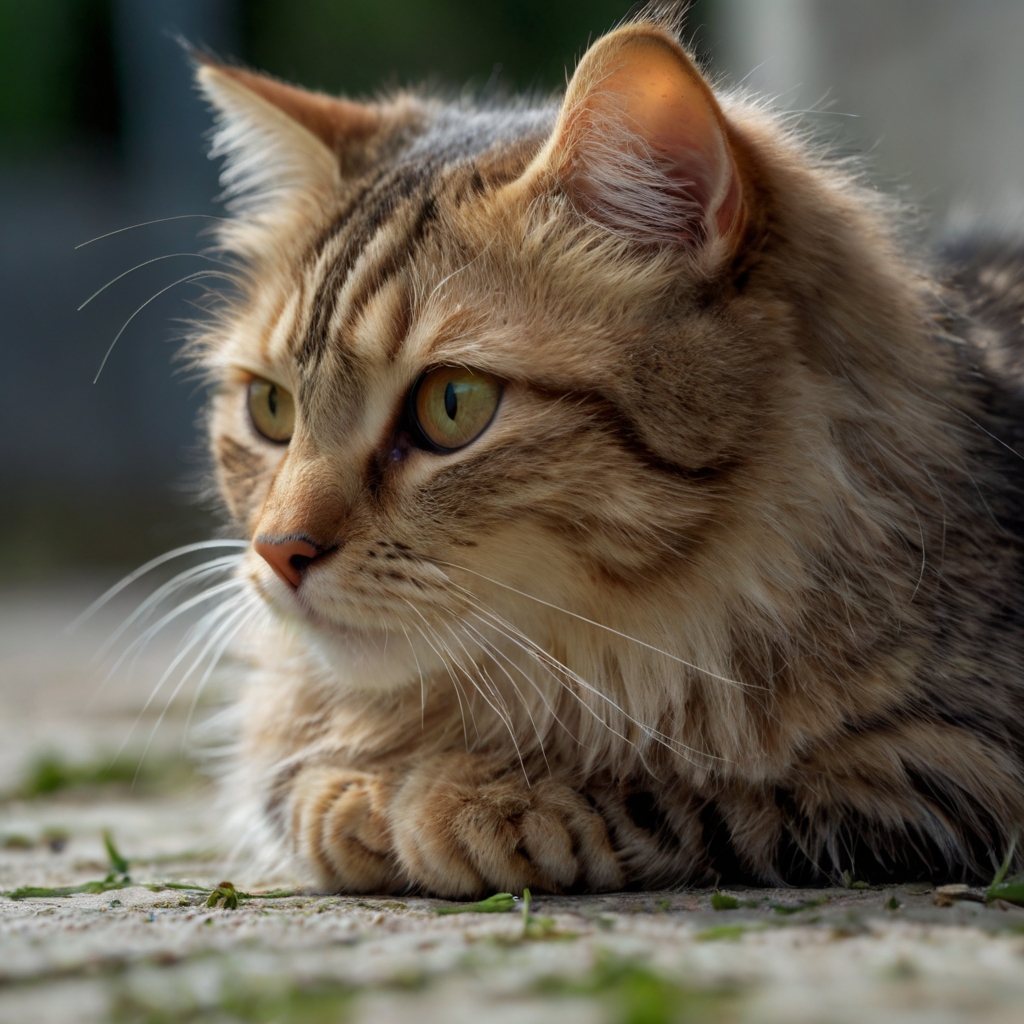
[248,377,295,443]
[411,367,501,452]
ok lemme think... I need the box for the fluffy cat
[189,13,1024,896]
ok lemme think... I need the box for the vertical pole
[112,0,240,215]
[713,0,818,105]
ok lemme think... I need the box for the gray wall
[1,1,238,573]
[2,0,1022,574]
[715,0,1024,219]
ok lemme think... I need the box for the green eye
[248,377,294,443]
[413,367,501,451]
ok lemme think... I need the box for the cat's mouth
[248,569,429,693]
[249,569,367,631]
[301,609,430,694]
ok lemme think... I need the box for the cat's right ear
[520,24,750,259]
[195,59,382,243]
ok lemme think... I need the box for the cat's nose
[253,535,324,589]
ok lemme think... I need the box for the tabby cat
[190,13,1024,896]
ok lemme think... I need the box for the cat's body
[192,16,1024,895]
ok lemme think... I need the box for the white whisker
[400,624,427,729]
[407,617,471,749]
[67,540,248,633]
[129,597,255,780]
[466,603,666,772]
[463,594,720,769]
[439,620,529,782]
[130,598,258,786]
[419,615,483,739]
[78,253,233,311]
[120,596,249,769]
[426,239,493,305]
[455,617,553,774]
[103,579,245,686]
[75,214,230,249]
[94,555,242,664]
[437,559,760,692]
[93,269,235,383]
[184,596,267,742]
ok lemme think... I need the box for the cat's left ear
[532,24,748,253]
[195,59,385,241]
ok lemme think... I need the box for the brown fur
[190,16,1024,895]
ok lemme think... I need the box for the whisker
[113,589,245,765]
[128,598,256,786]
[93,269,235,382]
[131,598,255,781]
[67,540,248,632]
[443,621,513,722]
[75,214,231,249]
[464,596,718,769]
[450,604,569,736]
[141,594,249,725]
[437,559,760,692]
[407,618,471,749]
[426,239,493,305]
[455,617,553,774]
[183,596,267,742]
[78,253,233,311]
[439,620,528,782]
[94,555,242,664]
[466,603,667,772]
[418,615,483,739]
[400,624,427,729]
[103,579,245,685]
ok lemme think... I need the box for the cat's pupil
[444,382,457,421]
[268,385,278,418]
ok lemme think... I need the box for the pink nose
[253,536,323,589]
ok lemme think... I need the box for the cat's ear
[540,24,746,251]
[195,60,381,231]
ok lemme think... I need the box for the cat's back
[945,232,1024,417]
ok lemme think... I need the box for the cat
[187,11,1024,896]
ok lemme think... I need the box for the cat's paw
[291,767,402,893]
[389,755,623,898]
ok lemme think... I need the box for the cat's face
[200,25,784,692]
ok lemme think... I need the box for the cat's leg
[587,782,712,888]
[288,765,404,893]
[389,753,623,898]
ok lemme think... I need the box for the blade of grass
[711,893,739,910]
[5,879,135,900]
[2,830,305,905]
[207,881,239,909]
[986,837,1024,905]
[103,831,130,876]
[436,892,517,915]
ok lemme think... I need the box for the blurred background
[0,0,1023,787]
[4,0,1024,583]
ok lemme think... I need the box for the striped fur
[193,17,1024,896]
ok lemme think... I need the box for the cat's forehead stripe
[339,195,438,360]
[298,163,439,369]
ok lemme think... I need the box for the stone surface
[3,584,1024,1023]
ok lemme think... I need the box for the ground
[3,582,1024,1024]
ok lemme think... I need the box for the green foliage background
[242,0,633,97]
[0,0,718,151]
[0,0,117,149]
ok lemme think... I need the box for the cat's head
[196,19,936,697]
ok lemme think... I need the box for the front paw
[389,755,623,898]
[290,767,401,893]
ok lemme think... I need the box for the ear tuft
[196,62,344,226]
[198,61,381,155]
[553,26,745,250]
